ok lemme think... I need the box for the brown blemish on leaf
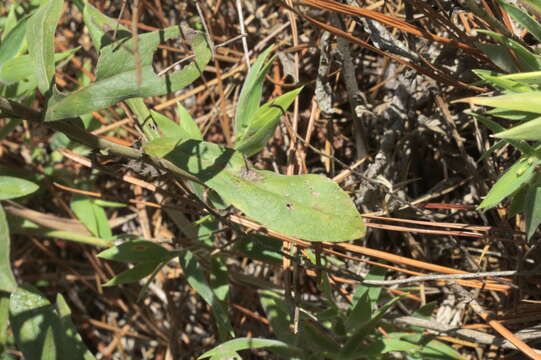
[286,203,294,210]
[239,166,264,181]
[133,245,148,251]
[311,191,321,197]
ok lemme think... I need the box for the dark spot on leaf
[286,203,294,210]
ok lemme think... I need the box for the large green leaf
[9,285,95,360]
[478,154,541,209]
[0,204,17,293]
[144,139,365,242]
[0,176,39,200]
[44,26,212,121]
[198,338,303,359]
[236,87,303,156]
[258,290,294,344]
[26,0,64,94]
[234,46,275,140]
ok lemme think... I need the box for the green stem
[13,227,112,247]
[0,95,201,184]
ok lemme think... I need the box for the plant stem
[0,96,201,184]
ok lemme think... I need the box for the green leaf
[178,250,234,340]
[485,108,540,121]
[236,87,303,156]
[198,338,303,359]
[9,285,95,360]
[345,292,371,333]
[494,116,541,140]
[70,195,112,239]
[44,26,212,121]
[258,290,294,344]
[519,0,541,19]
[26,0,64,94]
[499,1,541,42]
[0,176,39,200]
[97,239,172,263]
[234,46,275,140]
[0,48,79,85]
[0,16,29,68]
[177,103,203,140]
[0,204,17,293]
[102,261,161,286]
[144,139,365,242]
[340,296,403,357]
[472,69,531,93]
[477,30,541,71]
[478,154,541,209]
[300,320,340,354]
[524,181,541,240]
[478,43,520,73]
[470,112,533,154]
[0,294,10,347]
[462,92,541,114]
[54,294,96,360]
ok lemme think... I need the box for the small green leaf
[485,108,540,121]
[26,0,64,94]
[70,195,112,239]
[0,16,29,68]
[97,239,171,263]
[235,46,275,140]
[478,155,541,209]
[524,181,541,240]
[102,261,161,286]
[0,176,39,200]
[0,204,17,293]
[198,338,303,359]
[0,48,79,85]
[472,69,531,93]
[177,103,203,140]
[345,292,371,333]
[236,87,303,156]
[470,112,533,154]
[340,296,403,357]
[478,43,520,73]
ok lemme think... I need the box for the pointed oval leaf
[0,176,39,200]
[97,239,171,262]
[235,87,303,156]
[524,181,541,240]
[0,204,17,293]
[477,30,541,71]
[9,285,59,360]
[235,46,275,139]
[494,116,541,140]
[177,103,203,140]
[146,139,365,242]
[198,338,303,359]
[478,155,541,209]
[0,16,29,68]
[499,0,541,42]
[102,261,160,286]
[26,0,64,94]
[460,92,541,114]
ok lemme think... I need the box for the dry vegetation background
[2,0,541,359]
